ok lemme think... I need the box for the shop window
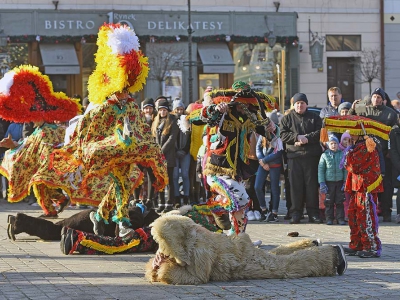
[0,43,28,78]
[326,35,361,51]
[233,43,282,96]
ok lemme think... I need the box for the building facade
[0,0,383,108]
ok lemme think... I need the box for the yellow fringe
[203,163,236,178]
[80,237,141,254]
[325,118,391,140]
[320,127,329,143]
[367,175,382,193]
[323,126,389,140]
[225,137,237,170]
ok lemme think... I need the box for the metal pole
[187,0,194,103]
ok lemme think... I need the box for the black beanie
[141,98,154,110]
[292,93,308,105]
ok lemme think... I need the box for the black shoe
[309,216,322,223]
[283,212,292,220]
[143,199,153,210]
[89,211,105,235]
[259,211,268,222]
[57,197,70,214]
[7,215,16,240]
[358,250,380,258]
[155,204,165,213]
[267,213,279,222]
[312,239,322,246]
[337,219,346,225]
[60,227,74,255]
[334,245,347,275]
[343,247,359,256]
[290,217,301,224]
[162,205,173,214]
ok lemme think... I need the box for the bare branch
[352,48,381,84]
[146,44,185,82]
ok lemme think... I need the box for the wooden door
[327,57,355,103]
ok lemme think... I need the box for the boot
[13,213,63,240]
[174,196,181,208]
[183,195,189,205]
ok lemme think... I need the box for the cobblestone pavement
[0,199,399,300]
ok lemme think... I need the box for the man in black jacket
[280,93,323,224]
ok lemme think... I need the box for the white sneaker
[247,210,256,221]
[253,210,262,221]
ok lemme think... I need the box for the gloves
[176,150,186,158]
[319,182,328,194]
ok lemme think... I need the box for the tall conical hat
[88,23,149,104]
[0,65,81,123]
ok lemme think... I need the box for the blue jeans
[254,166,281,213]
[173,152,191,196]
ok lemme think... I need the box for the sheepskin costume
[146,215,345,285]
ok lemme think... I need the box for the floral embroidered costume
[190,82,277,235]
[323,115,391,257]
[50,23,168,238]
[0,65,81,217]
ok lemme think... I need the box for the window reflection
[326,35,361,51]
[233,43,282,97]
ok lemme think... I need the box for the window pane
[326,36,342,51]
[343,35,361,51]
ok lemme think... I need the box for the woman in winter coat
[151,99,179,213]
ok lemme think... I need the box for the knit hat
[141,97,154,109]
[340,130,351,144]
[338,102,351,114]
[292,93,308,105]
[87,23,149,105]
[0,65,81,123]
[157,99,170,111]
[173,98,185,110]
[328,135,339,144]
[266,109,279,124]
[371,87,385,100]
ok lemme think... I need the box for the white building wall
[3,0,381,106]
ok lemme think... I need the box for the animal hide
[146,215,340,285]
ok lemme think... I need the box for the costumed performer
[50,23,168,238]
[6,204,159,241]
[322,115,391,258]
[0,65,81,218]
[184,81,278,235]
[59,204,223,255]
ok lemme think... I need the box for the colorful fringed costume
[190,84,277,235]
[0,65,81,216]
[324,115,391,257]
[51,23,167,236]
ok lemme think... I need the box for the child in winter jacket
[318,135,346,225]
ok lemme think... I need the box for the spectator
[151,99,179,213]
[391,99,400,113]
[172,98,191,206]
[338,102,352,116]
[318,135,346,225]
[280,93,323,224]
[320,87,343,118]
[389,125,400,223]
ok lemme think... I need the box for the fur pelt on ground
[145,215,340,285]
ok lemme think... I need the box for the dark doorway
[327,57,355,103]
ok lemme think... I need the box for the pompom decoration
[88,23,149,105]
[320,127,329,143]
[0,65,81,123]
[365,135,376,153]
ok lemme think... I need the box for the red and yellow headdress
[88,23,149,104]
[0,65,81,123]
[321,115,391,152]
